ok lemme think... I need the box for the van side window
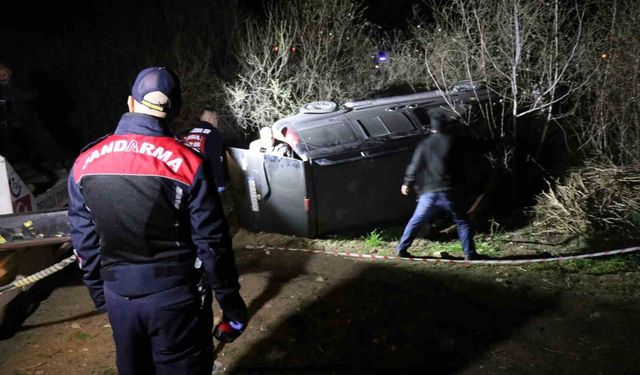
[411,107,431,127]
[380,112,414,134]
[357,113,415,138]
[298,121,358,150]
[358,117,388,137]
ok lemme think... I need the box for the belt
[100,263,196,282]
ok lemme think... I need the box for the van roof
[270,83,492,161]
[273,85,489,134]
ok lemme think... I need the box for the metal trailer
[0,209,71,337]
[0,152,71,334]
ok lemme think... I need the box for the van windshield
[297,121,359,151]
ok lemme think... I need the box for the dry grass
[533,162,640,236]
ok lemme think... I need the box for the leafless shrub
[376,28,428,89]
[223,0,380,132]
[575,0,640,164]
[406,0,598,138]
[532,161,640,235]
[529,1,640,236]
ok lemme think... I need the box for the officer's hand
[217,186,226,193]
[401,184,410,196]
[213,320,245,343]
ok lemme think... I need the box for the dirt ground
[1,229,640,374]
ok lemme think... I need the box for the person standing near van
[396,109,480,261]
[68,67,247,374]
[249,126,293,157]
[178,109,227,193]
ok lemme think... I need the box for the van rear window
[297,121,358,150]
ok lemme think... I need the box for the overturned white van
[227,82,497,237]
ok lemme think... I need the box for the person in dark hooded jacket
[396,109,481,261]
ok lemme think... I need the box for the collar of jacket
[114,112,172,137]
[193,120,218,133]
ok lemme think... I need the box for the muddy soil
[0,229,639,374]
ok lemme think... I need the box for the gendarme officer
[68,66,247,374]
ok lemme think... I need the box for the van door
[226,148,315,237]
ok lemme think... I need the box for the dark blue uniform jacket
[177,121,225,191]
[68,113,246,323]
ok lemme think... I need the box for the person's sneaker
[464,253,481,261]
[397,249,413,258]
[212,360,223,374]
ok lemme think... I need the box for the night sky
[4,0,424,35]
[2,0,428,73]
[1,0,428,151]
[2,0,428,99]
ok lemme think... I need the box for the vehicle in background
[227,81,498,238]
[0,154,70,337]
[0,155,68,215]
[0,209,71,338]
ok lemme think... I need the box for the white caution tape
[244,245,640,265]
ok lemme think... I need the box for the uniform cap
[131,67,175,113]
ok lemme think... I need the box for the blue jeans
[397,191,476,256]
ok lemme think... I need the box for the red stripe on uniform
[73,134,202,185]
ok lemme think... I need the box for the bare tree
[410,0,596,147]
[576,0,640,164]
[516,0,640,236]
[224,0,380,132]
